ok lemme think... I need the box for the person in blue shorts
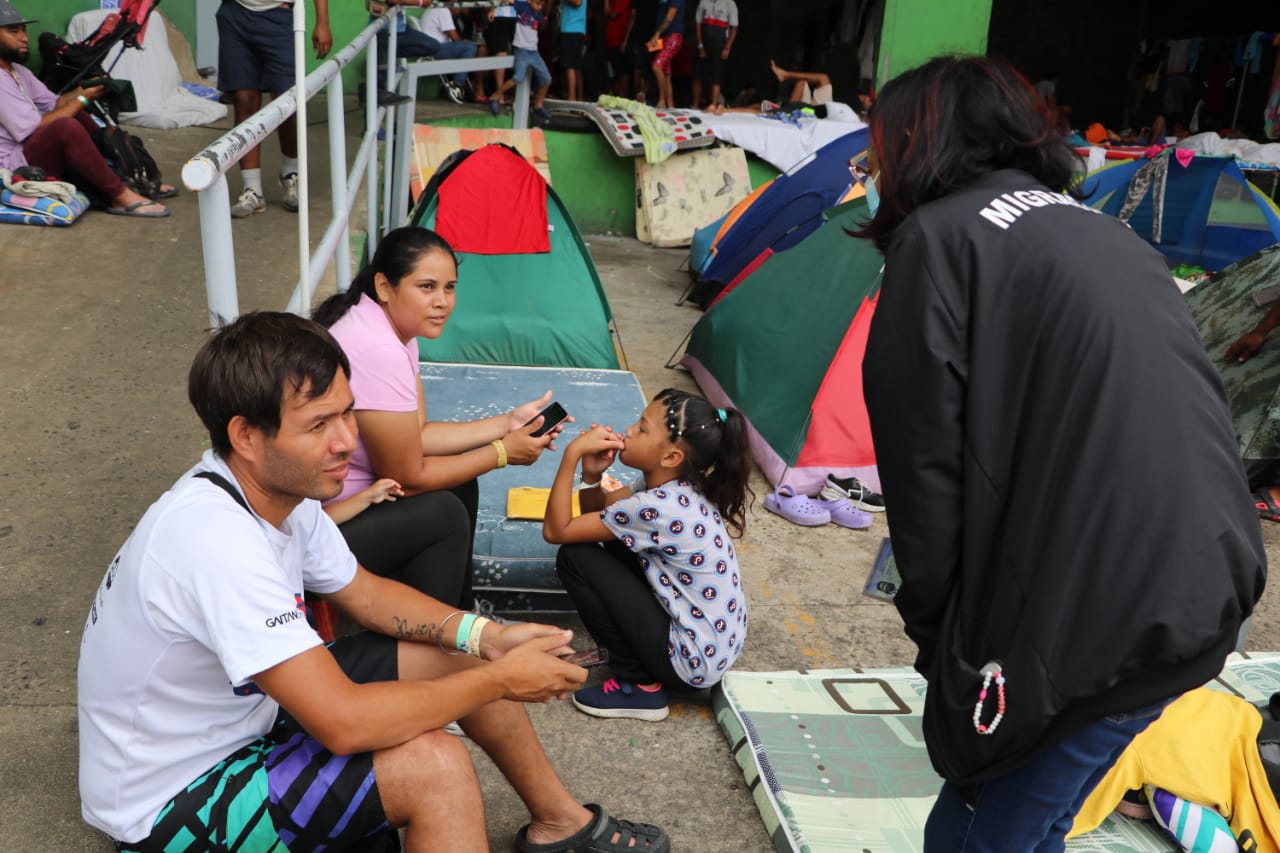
[216,0,332,219]
[558,0,587,102]
[77,311,670,853]
[487,0,553,122]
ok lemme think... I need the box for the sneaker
[229,187,265,218]
[572,678,669,721]
[374,88,412,107]
[760,99,780,113]
[533,105,553,124]
[442,79,465,105]
[473,598,523,626]
[820,474,886,512]
[279,173,299,213]
[487,97,501,116]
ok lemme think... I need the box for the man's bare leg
[396,643,596,846]
[653,66,671,108]
[771,61,830,101]
[233,90,264,171]
[375,730,490,853]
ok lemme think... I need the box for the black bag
[91,125,163,200]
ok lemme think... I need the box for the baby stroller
[37,0,163,122]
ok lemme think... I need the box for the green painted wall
[430,115,778,235]
[877,0,993,83]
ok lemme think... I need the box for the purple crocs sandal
[764,485,832,527]
[816,496,873,530]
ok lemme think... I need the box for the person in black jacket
[857,55,1266,852]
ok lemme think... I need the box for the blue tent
[689,128,869,305]
[1078,153,1280,271]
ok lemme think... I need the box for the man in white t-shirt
[371,0,477,104]
[78,311,670,853]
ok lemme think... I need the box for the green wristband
[454,612,478,652]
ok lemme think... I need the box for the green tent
[408,144,620,369]
[680,199,885,496]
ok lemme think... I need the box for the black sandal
[515,804,669,853]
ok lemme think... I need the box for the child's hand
[569,424,625,459]
[578,423,621,477]
[366,478,404,505]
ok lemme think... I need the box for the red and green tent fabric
[680,197,884,496]
[409,144,620,369]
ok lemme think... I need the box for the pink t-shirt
[327,293,420,501]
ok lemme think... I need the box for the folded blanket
[0,169,79,205]
[597,95,677,164]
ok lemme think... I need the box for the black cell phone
[80,77,111,89]
[560,647,609,668]
[525,401,569,437]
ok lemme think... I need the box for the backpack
[91,125,163,200]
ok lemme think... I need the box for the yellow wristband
[468,616,490,658]
[491,439,507,468]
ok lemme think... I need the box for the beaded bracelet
[972,661,1006,736]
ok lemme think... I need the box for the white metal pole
[327,76,351,293]
[196,175,240,328]
[366,39,379,257]
[294,0,312,314]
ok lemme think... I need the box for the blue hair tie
[717,408,728,423]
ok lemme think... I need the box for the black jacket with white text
[863,168,1266,786]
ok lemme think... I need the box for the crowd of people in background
[396,0,762,112]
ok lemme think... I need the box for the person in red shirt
[604,0,635,96]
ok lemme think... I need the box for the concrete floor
[3,99,1280,852]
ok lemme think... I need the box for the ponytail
[312,226,459,328]
[656,388,754,537]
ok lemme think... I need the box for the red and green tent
[679,198,883,496]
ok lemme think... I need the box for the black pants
[339,480,478,609]
[555,540,682,689]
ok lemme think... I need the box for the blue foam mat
[420,362,647,611]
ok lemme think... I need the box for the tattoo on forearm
[392,616,442,642]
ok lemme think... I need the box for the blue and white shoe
[572,678,669,721]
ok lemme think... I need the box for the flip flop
[1254,488,1280,523]
[105,200,170,218]
[815,496,873,530]
[152,184,178,199]
[764,485,831,527]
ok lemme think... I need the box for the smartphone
[561,647,609,668]
[80,76,111,89]
[525,401,569,437]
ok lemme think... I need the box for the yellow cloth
[505,487,581,521]
[1069,688,1280,849]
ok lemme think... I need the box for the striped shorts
[116,634,397,852]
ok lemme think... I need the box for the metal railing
[183,12,403,328]
[184,10,527,329]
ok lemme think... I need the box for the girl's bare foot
[771,60,786,82]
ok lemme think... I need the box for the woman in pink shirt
[314,226,563,609]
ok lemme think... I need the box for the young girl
[544,388,752,721]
